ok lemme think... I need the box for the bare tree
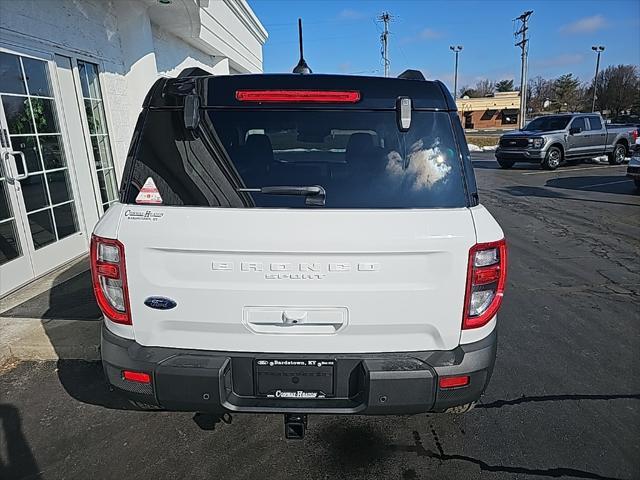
[527,76,554,113]
[474,79,495,97]
[590,65,640,116]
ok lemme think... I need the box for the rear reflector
[235,89,361,103]
[439,375,470,389]
[123,371,151,384]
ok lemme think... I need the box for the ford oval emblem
[144,296,177,310]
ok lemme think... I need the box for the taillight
[463,239,507,329]
[235,89,361,103]
[90,235,131,325]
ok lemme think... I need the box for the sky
[249,0,640,92]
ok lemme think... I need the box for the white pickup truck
[91,69,507,439]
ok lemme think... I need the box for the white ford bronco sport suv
[91,68,506,438]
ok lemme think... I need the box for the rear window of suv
[122,108,469,208]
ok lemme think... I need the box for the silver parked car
[496,113,638,170]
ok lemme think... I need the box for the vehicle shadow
[500,185,639,207]
[546,175,638,196]
[472,160,538,171]
[31,265,134,410]
[0,404,41,480]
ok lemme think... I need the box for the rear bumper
[101,324,497,414]
[496,148,544,162]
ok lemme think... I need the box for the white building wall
[0,0,266,175]
[152,25,230,77]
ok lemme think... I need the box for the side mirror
[569,126,582,135]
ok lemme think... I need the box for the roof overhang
[141,0,268,73]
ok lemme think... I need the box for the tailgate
[115,205,476,353]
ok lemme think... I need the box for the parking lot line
[579,179,632,189]
[522,165,627,175]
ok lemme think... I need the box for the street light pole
[591,45,605,112]
[449,45,463,99]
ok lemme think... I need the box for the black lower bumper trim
[101,325,497,414]
[496,150,544,162]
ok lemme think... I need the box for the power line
[514,10,533,129]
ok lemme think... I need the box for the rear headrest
[346,133,375,156]
[245,134,274,164]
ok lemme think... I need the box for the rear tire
[542,146,562,170]
[634,178,640,190]
[497,159,515,169]
[608,143,626,165]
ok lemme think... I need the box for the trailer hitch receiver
[284,413,307,440]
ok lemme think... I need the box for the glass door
[0,49,86,295]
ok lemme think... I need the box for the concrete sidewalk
[0,256,101,365]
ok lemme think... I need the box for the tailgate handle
[282,310,307,325]
[244,307,348,334]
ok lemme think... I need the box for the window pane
[78,61,90,98]
[46,170,72,204]
[588,116,602,130]
[0,52,26,95]
[28,209,56,249]
[97,169,118,204]
[0,220,22,264]
[0,180,13,221]
[11,136,42,173]
[2,95,34,134]
[40,135,66,170]
[53,202,78,239]
[86,63,100,99]
[22,57,52,97]
[85,99,106,134]
[21,173,49,212]
[572,117,586,130]
[90,135,112,169]
[30,98,59,134]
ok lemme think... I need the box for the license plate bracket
[255,359,335,399]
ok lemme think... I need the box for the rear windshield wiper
[237,185,326,206]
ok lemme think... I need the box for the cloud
[419,28,443,40]
[532,53,586,68]
[560,15,609,34]
[338,9,366,20]
[400,28,444,44]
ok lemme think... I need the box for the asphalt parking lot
[1,152,639,480]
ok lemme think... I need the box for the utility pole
[449,45,463,99]
[514,10,533,129]
[378,12,392,77]
[591,45,605,112]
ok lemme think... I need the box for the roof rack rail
[177,67,213,78]
[397,69,425,81]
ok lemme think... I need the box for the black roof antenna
[293,18,312,74]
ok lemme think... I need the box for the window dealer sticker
[136,177,163,204]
